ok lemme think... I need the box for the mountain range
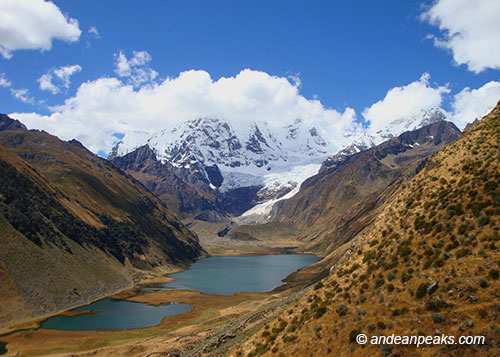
[109,108,449,219]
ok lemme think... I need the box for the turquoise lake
[40,298,192,330]
[40,254,318,330]
[158,254,319,295]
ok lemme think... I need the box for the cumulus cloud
[13,69,357,154]
[88,26,100,39]
[363,73,450,131]
[451,81,500,129]
[0,0,81,59]
[421,0,500,73]
[0,73,12,88]
[38,64,82,94]
[114,50,158,87]
[10,88,34,104]
[38,73,59,94]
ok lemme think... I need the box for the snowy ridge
[110,116,338,189]
[109,108,449,218]
[373,107,447,144]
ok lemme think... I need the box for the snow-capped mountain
[109,108,450,218]
[109,117,336,193]
[330,107,448,164]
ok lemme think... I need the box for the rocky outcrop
[0,113,27,132]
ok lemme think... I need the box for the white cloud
[38,64,82,94]
[13,69,356,154]
[0,73,12,88]
[114,50,158,87]
[0,0,81,59]
[363,73,450,131]
[451,81,500,129]
[88,26,100,39]
[54,65,82,87]
[38,73,59,94]
[421,0,500,73]
[11,88,34,104]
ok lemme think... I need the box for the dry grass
[233,103,500,356]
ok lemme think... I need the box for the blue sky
[1,0,499,155]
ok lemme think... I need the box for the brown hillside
[110,144,224,219]
[234,102,500,356]
[0,120,206,328]
[276,120,460,285]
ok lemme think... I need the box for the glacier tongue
[109,108,449,218]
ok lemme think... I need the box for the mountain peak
[0,113,27,132]
[374,107,448,140]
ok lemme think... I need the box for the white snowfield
[109,108,448,217]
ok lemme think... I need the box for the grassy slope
[234,104,500,356]
[276,122,460,286]
[0,129,205,327]
[275,122,459,256]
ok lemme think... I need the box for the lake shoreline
[1,252,318,338]
[1,251,321,355]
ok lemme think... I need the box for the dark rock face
[218,186,263,216]
[204,164,224,188]
[111,145,224,218]
[67,139,87,150]
[111,145,270,218]
[0,113,27,132]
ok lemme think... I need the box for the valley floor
[0,228,314,357]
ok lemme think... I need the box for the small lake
[40,298,192,330]
[158,254,319,295]
[40,254,317,330]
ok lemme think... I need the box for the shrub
[426,299,452,312]
[416,283,430,299]
[457,224,469,235]
[489,269,500,280]
[456,248,471,258]
[447,204,464,217]
[398,246,412,257]
[375,278,385,288]
[348,263,360,273]
[337,304,348,316]
[363,250,376,263]
[283,334,298,343]
[314,306,327,319]
[484,181,498,192]
[431,313,446,324]
[433,258,445,268]
[401,271,412,283]
[392,307,409,316]
[478,215,490,226]
[349,328,362,343]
